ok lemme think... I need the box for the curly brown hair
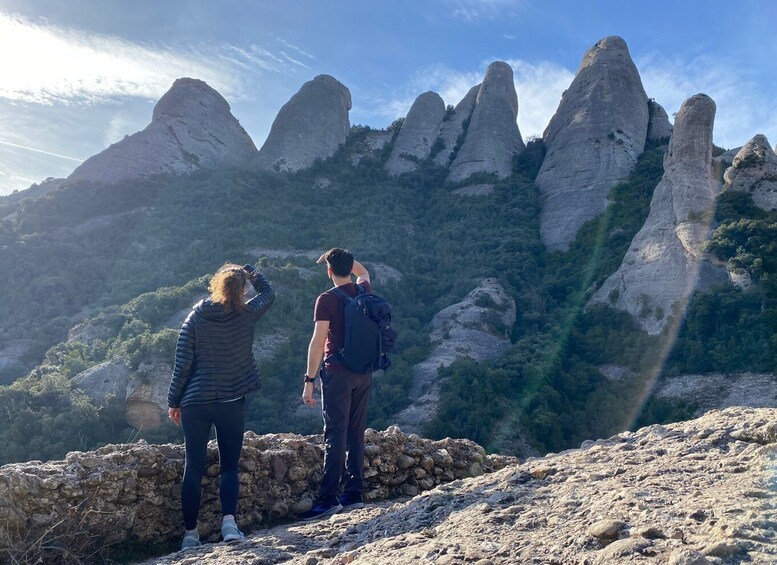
[208,263,248,312]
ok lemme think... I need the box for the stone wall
[0,428,512,561]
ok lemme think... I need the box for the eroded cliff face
[723,134,777,211]
[136,407,777,565]
[447,62,525,183]
[392,279,515,433]
[589,94,726,335]
[67,78,258,185]
[536,36,650,251]
[385,91,446,175]
[255,75,352,173]
[433,84,480,167]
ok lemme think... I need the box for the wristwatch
[304,375,316,383]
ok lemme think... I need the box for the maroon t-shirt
[313,281,371,371]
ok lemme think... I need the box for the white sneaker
[181,530,200,550]
[221,521,245,542]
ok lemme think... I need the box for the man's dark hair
[325,248,354,277]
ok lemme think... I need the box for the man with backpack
[300,248,389,520]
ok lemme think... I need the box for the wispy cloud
[637,53,777,149]
[0,13,304,106]
[507,59,573,139]
[280,51,311,70]
[444,0,526,22]
[277,38,315,60]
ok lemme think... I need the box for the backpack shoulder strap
[330,286,352,303]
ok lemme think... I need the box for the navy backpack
[331,285,397,373]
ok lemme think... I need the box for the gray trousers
[319,367,372,498]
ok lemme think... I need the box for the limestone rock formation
[255,75,351,172]
[712,145,742,182]
[393,279,515,433]
[71,357,170,429]
[536,36,650,251]
[0,429,510,561]
[385,91,446,175]
[136,407,776,564]
[125,360,171,429]
[589,94,725,334]
[723,134,777,210]
[433,84,480,167]
[67,78,258,185]
[447,62,525,182]
[647,99,673,141]
[0,339,37,384]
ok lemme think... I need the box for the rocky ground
[140,407,776,564]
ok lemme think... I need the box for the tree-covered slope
[1,130,775,466]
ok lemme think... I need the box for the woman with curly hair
[167,263,275,549]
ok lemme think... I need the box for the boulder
[647,99,673,141]
[0,339,38,384]
[255,75,351,172]
[723,134,777,210]
[385,91,446,175]
[71,358,132,405]
[589,94,725,334]
[67,78,258,185]
[447,62,525,182]
[536,36,650,251]
[392,279,515,432]
[125,360,171,429]
[433,84,480,167]
[72,357,171,430]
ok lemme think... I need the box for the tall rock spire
[67,78,258,185]
[447,62,525,183]
[536,36,650,251]
[588,94,724,335]
[255,75,351,173]
[385,91,446,175]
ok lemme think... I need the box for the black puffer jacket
[167,272,275,408]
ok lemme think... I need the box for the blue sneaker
[299,497,343,521]
[338,491,365,510]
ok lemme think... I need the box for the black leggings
[180,398,245,530]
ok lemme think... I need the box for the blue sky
[0,0,775,194]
